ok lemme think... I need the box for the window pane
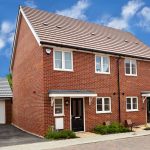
[103,57,109,72]
[97,98,102,104]
[96,56,101,72]
[97,104,102,111]
[97,98,102,111]
[133,98,137,109]
[104,105,110,111]
[131,61,136,75]
[127,104,131,110]
[127,98,131,104]
[125,59,130,74]
[55,51,62,69]
[64,52,72,69]
[55,99,63,114]
[104,98,109,105]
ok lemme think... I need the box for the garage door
[0,101,5,124]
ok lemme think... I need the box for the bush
[94,122,130,135]
[45,129,77,140]
[144,127,150,130]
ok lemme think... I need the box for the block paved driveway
[52,135,150,150]
[0,125,45,147]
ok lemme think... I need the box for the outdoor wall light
[113,92,116,95]
[65,100,69,106]
[45,48,53,55]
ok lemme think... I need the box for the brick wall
[12,14,45,136]
[43,46,149,132]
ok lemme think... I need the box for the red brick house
[10,6,150,136]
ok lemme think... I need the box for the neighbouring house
[0,78,12,124]
[10,6,150,136]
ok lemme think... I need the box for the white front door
[0,101,6,124]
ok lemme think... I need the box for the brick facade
[12,13,150,136]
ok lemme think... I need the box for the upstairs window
[125,59,137,76]
[54,50,73,71]
[95,55,110,74]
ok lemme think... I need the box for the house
[10,6,150,136]
[0,78,12,124]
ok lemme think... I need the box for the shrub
[144,127,150,130]
[45,128,77,140]
[94,122,130,135]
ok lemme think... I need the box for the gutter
[40,41,150,61]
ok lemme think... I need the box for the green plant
[144,127,150,130]
[6,74,12,88]
[45,128,77,140]
[94,122,130,135]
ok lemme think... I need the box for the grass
[45,128,77,140]
[94,122,130,135]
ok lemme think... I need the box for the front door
[71,98,84,132]
[147,98,150,123]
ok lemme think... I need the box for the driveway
[0,125,45,147]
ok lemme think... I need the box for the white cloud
[99,0,144,30]
[56,0,89,20]
[1,21,14,34]
[138,7,150,31]
[0,21,15,57]
[0,38,5,49]
[24,0,37,8]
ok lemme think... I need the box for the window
[95,55,110,74]
[54,50,73,71]
[125,59,137,76]
[96,97,111,113]
[54,98,64,116]
[126,97,138,112]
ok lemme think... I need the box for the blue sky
[0,0,150,77]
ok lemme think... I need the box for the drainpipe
[117,56,121,123]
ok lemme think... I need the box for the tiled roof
[0,78,12,98]
[21,6,150,59]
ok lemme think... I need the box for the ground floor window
[54,98,64,116]
[96,97,111,113]
[126,97,138,112]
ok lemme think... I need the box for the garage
[0,78,12,124]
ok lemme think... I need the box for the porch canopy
[49,90,97,97]
[141,91,150,97]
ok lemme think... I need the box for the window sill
[54,69,74,72]
[125,74,137,77]
[96,111,112,114]
[95,72,110,75]
[54,115,65,117]
[126,110,139,112]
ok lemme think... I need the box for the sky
[0,0,150,77]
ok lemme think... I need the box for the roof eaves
[40,41,150,61]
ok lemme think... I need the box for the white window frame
[125,58,137,76]
[95,55,110,74]
[53,50,73,71]
[126,97,138,112]
[96,97,111,114]
[54,98,64,116]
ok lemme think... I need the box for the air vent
[124,40,129,43]
[56,25,62,29]
[91,33,95,35]
[135,42,139,45]
[43,23,48,26]
[107,36,111,39]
